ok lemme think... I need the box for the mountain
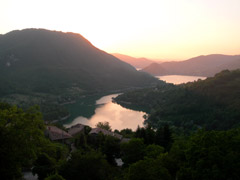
[0,29,157,95]
[205,58,240,76]
[112,53,157,69]
[140,63,167,76]
[142,54,240,77]
[0,29,157,120]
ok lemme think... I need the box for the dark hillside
[0,29,157,95]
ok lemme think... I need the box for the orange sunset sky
[1,0,240,60]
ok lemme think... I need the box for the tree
[101,135,120,165]
[145,144,164,159]
[120,128,134,138]
[75,133,87,149]
[32,153,56,180]
[0,103,47,179]
[135,126,146,141]
[155,125,172,151]
[177,129,240,180]
[44,173,66,180]
[59,149,113,180]
[96,121,112,131]
[127,158,171,180]
[121,138,145,166]
[144,125,156,145]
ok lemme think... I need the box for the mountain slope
[0,29,157,96]
[140,63,167,75]
[112,53,156,69]
[142,54,240,77]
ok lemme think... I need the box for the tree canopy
[96,121,112,131]
[0,103,46,179]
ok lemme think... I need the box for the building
[45,126,72,143]
[68,123,86,136]
[89,128,123,140]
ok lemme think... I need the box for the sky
[1,0,240,60]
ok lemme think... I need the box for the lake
[63,75,206,130]
[63,94,145,131]
[156,75,206,84]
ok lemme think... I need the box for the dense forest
[1,102,240,180]
[115,69,240,133]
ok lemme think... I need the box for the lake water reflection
[63,94,145,131]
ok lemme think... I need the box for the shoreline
[50,85,154,124]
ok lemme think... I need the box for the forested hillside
[115,69,240,132]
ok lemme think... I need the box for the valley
[0,28,240,180]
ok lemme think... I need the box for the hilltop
[142,54,240,77]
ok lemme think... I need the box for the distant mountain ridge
[112,53,158,69]
[142,54,240,77]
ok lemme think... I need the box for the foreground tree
[44,173,66,180]
[59,149,113,180]
[32,153,56,180]
[127,157,171,180]
[121,138,145,166]
[101,135,121,165]
[177,129,240,180]
[0,103,46,179]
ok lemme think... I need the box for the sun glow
[1,0,240,60]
